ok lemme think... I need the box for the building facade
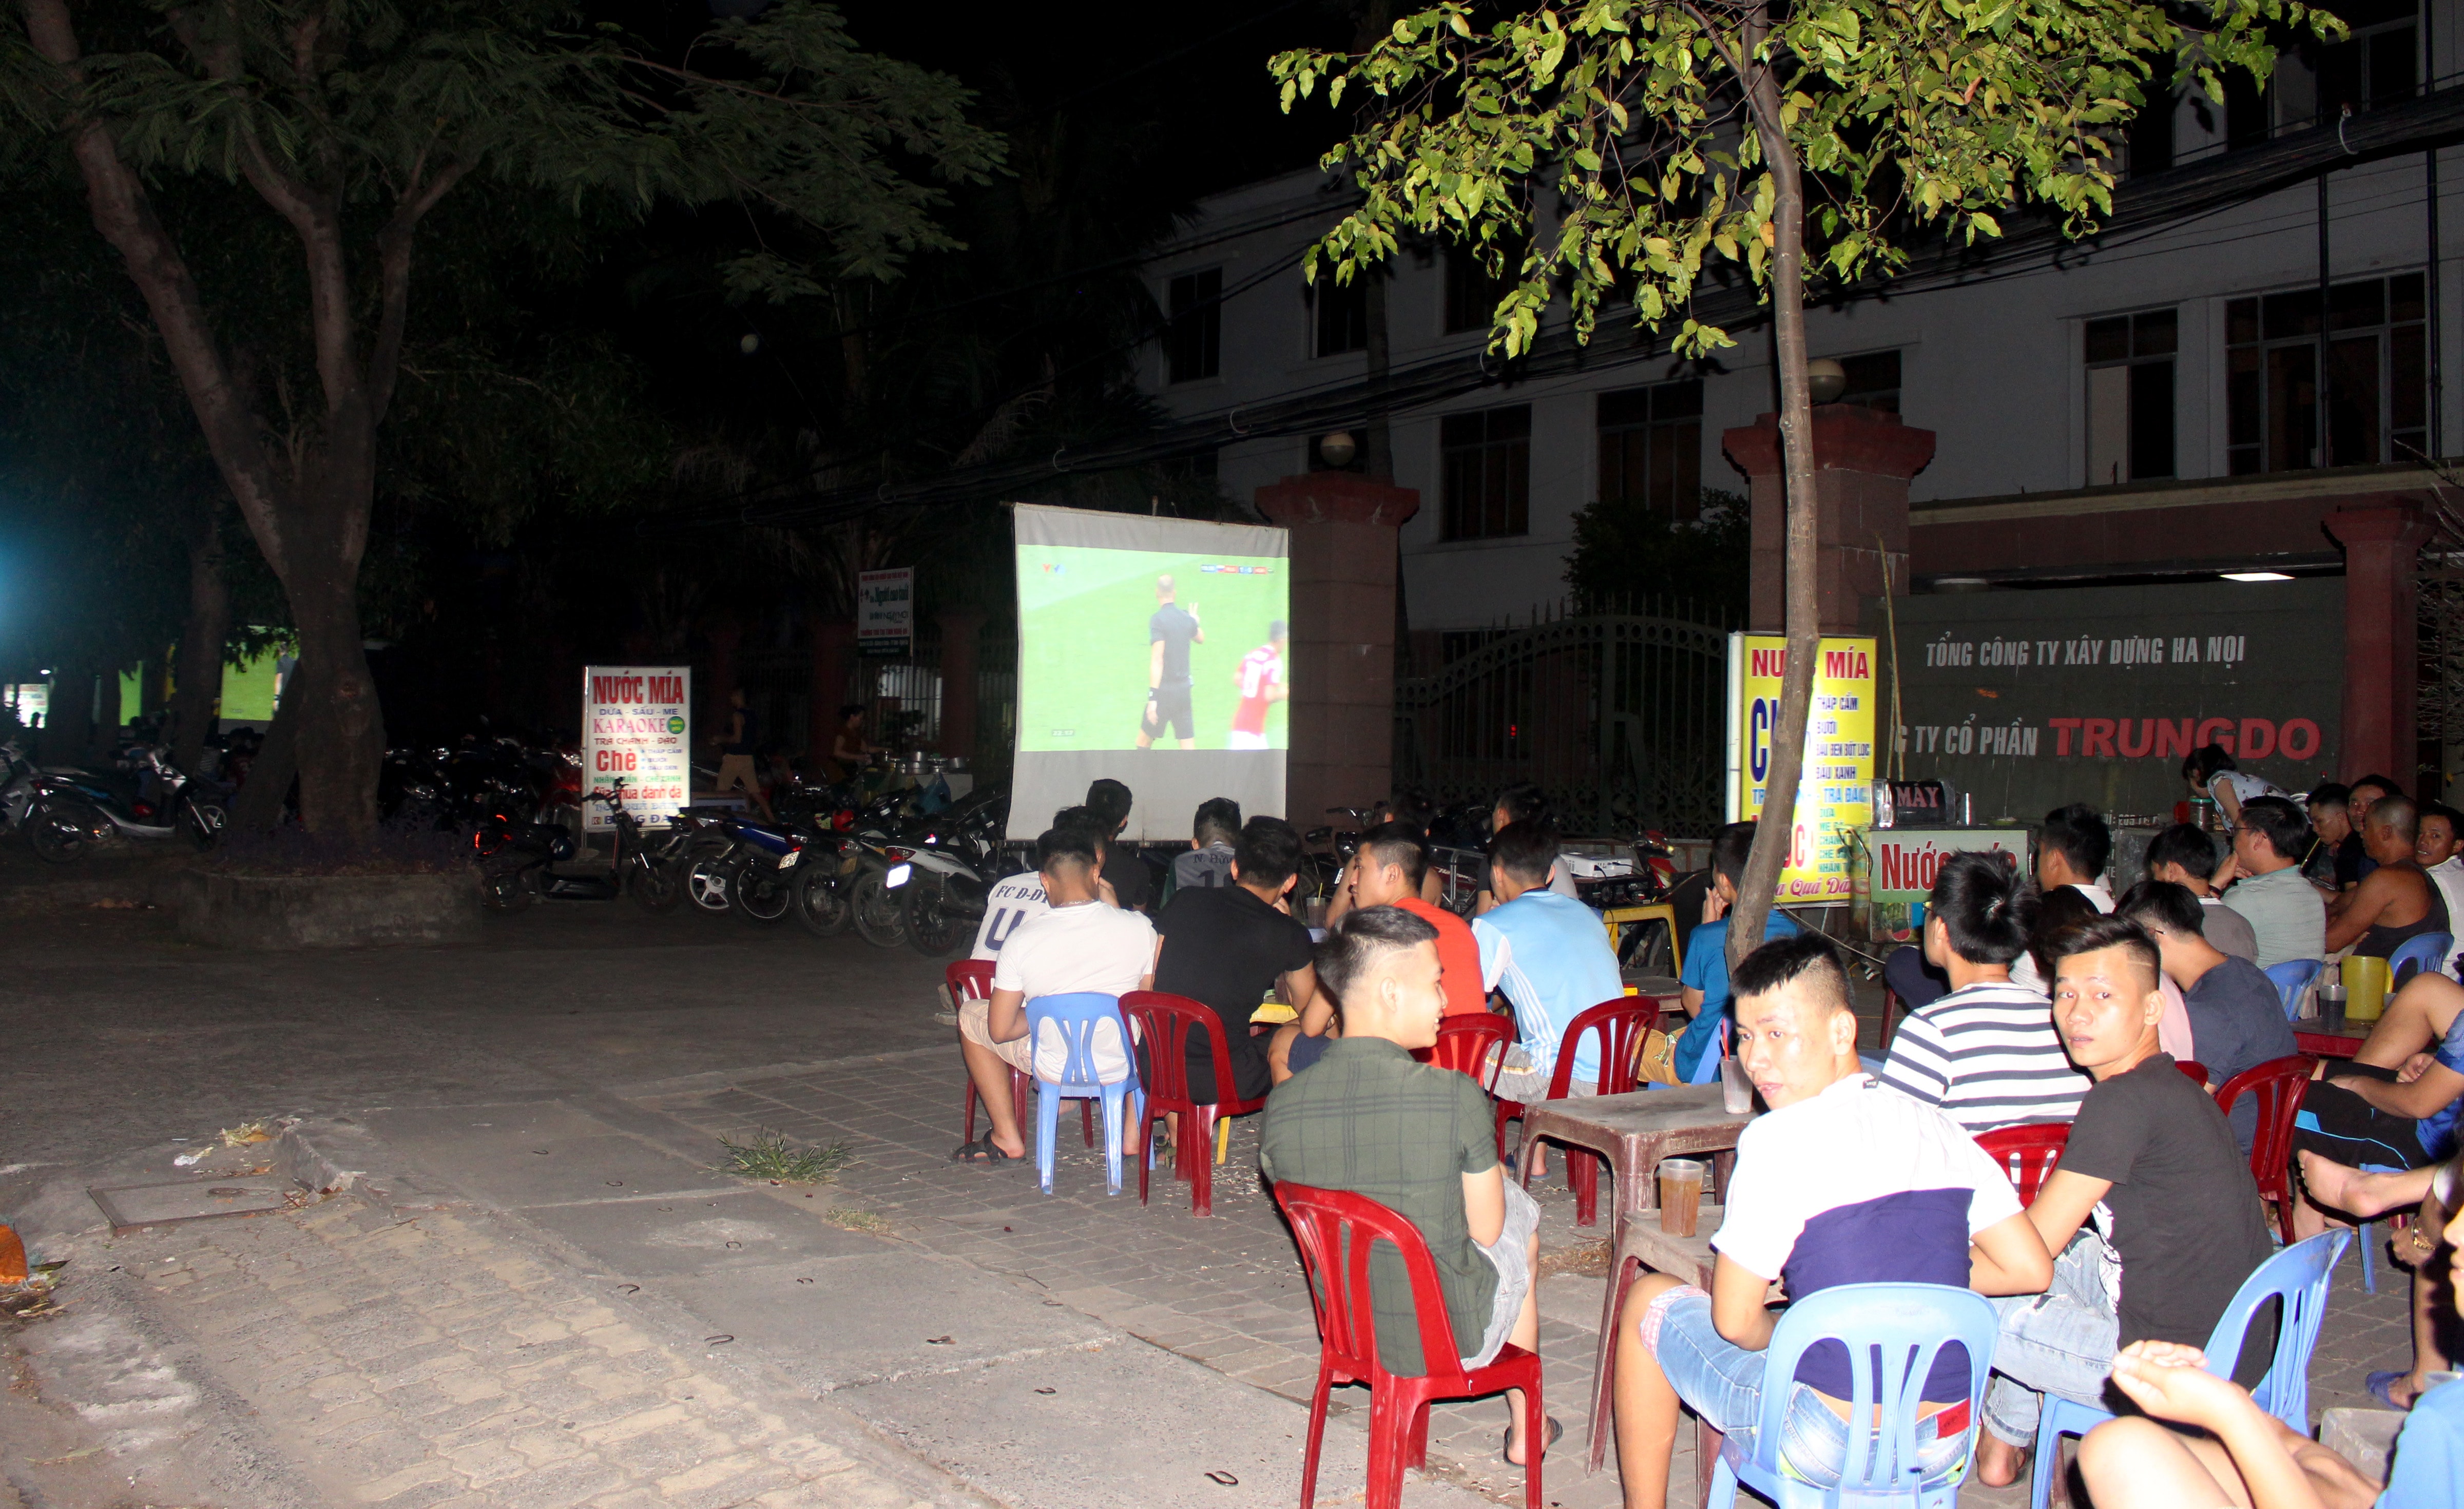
[1137,3,2464,801]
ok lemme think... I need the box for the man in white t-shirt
[968,870,1049,960]
[2417,804,2464,980]
[953,827,1155,1166]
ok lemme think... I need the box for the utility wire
[645,79,2464,535]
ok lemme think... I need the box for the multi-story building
[1136,4,2464,817]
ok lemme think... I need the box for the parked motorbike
[889,789,1007,957]
[475,781,689,911]
[23,744,227,862]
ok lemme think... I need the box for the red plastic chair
[2295,1031,2362,1060]
[1413,1013,1515,1152]
[1273,1181,1544,1509]
[1121,991,1267,1217]
[1974,1123,2071,1205]
[2177,1059,2210,1087]
[2215,1054,2318,1239]
[952,959,1090,1149]
[1537,997,1657,1226]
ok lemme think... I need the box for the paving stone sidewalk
[631,1045,2423,1509]
[87,1192,988,1509]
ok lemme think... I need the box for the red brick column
[1254,473,1421,825]
[1722,407,1938,633]
[807,615,855,770]
[936,609,985,762]
[703,619,741,765]
[2324,499,2431,784]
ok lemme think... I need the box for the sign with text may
[581,667,690,833]
[857,567,914,655]
[1725,635,1877,904]
[1866,577,2344,822]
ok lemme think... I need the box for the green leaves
[1270,0,2311,357]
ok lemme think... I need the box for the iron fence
[1396,598,1732,837]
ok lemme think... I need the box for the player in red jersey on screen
[1228,620,1287,750]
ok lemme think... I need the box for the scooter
[891,789,1007,957]
[23,745,226,862]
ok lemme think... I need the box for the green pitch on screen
[1016,544,1289,752]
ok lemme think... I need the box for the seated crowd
[942,771,2464,1507]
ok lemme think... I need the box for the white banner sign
[582,666,690,832]
[858,567,914,655]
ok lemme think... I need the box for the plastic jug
[2342,955,2391,1024]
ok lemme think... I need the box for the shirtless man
[2323,797,2446,960]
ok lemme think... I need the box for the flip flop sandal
[1502,1416,1563,1465]
[2367,1370,2416,1410]
[949,1136,1012,1167]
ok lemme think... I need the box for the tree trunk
[231,677,301,831]
[168,509,230,779]
[1726,32,1824,973]
[44,658,94,766]
[280,535,386,835]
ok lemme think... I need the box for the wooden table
[1516,1085,1755,1226]
[1582,1201,1735,1478]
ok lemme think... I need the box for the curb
[273,1116,460,1212]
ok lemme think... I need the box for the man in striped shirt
[1881,852,2090,1130]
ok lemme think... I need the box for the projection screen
[1008,504,1290,841]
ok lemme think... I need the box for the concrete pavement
[0,899,2433,1508]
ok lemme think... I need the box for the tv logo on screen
[1040,562,1064,574]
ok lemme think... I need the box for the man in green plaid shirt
[1261,906,1550,1466]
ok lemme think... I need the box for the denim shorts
[1644,1289,1972,1488]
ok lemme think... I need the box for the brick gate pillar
[936,609,985,763]
[1254,473,1421,826]
[807,615,855,771]
[2325,499,2432,785]
[702,619,741,769]
[1722,406,1937,634]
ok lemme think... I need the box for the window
[1835,350,1902,414]
[1166,268,1221,383]
[1597,380,1703,520]
[1445,244,1515,334]
[2084,309,2177,485]
[2226,273,2426,474]
[2126,92,2174,177]
[1440,406,1531,540]
[2226,0,2415,144]
[1312,276,1368,358]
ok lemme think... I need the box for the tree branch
[18,0,292,581]
[367,157,473,426]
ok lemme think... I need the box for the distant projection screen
[1008,504,1291,841]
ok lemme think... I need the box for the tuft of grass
[715,1129,852,1185]
[824,1208,893,1235]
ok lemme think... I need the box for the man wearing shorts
[1227,621,1287,750]
[951,827,1155,1166]
[1613,934,2054,1507]
[2292,969,2464,1216]
[1137,575,1203,750]
[1261,906,1547,1465]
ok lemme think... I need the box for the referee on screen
[1137,574,1203,750]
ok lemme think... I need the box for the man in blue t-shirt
[1673,821,1801,1082]
[1473,821,1623,1103]
[2293,971,2464,1229]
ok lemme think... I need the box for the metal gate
[1395,602,1730,836]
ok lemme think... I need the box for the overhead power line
[645,83,2464,535]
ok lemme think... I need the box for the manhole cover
[88,1178,294,1234]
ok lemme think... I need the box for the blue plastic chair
[1706,1283,1999,1509]
[1023,992,1142,1196]
[2263,959,2322,1021]
[2028,1230,2349,1509]
[2387,932,2453,989]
